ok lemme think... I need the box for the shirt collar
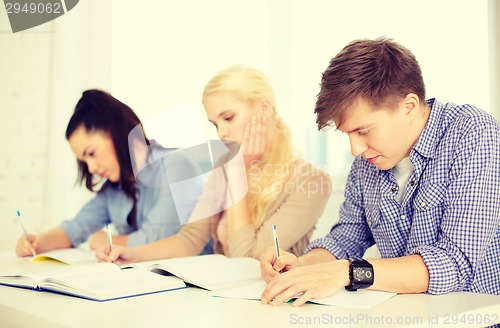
[411,98,443,160]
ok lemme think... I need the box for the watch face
[353,267,373,283]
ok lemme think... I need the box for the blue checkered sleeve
[305,158,375,258]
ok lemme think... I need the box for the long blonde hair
[202,64,298,230]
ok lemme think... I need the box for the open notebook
[131,254,262,291]
[0,254,261,301]
[0,262,186,301]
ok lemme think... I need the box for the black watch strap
[345,258,374,291]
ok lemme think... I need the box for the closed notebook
[0,262,186,301]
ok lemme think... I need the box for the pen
[106,224,113,252]
[17,211,36,256]
[273,225,280,258]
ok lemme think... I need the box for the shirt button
[391,187,397,193]
[421,201,427,208]
[368,220,372,226]
[409,181,415,186]
[401,214,406,220]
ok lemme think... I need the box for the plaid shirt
[307,99,500,295]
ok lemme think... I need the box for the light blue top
[60,145,204,247]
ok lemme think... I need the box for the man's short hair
[315,37,426,130]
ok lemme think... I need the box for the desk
[1,284,499,328]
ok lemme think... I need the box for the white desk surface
[1,284,499,328]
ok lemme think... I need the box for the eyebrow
[344,124,372,134]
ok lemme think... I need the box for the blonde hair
[203,64,298,230]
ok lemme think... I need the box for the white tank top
[393,157,414,204]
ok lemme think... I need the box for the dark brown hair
[65,89,146,228]
[315,37,426,130]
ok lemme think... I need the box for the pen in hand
[17,211,36,256]
[272,225,282,273]
[106,224,113,253]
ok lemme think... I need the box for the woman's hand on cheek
[241,115,267,166]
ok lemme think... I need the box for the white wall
[0,0,496,246]
[489,0,500,119]
[0,0,112,245]
[0,8,53,242]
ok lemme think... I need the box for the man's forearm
[369,254,429,293]
[299,250,429,293]
[298,247,337,266]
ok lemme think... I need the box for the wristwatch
[345,258,374,291]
